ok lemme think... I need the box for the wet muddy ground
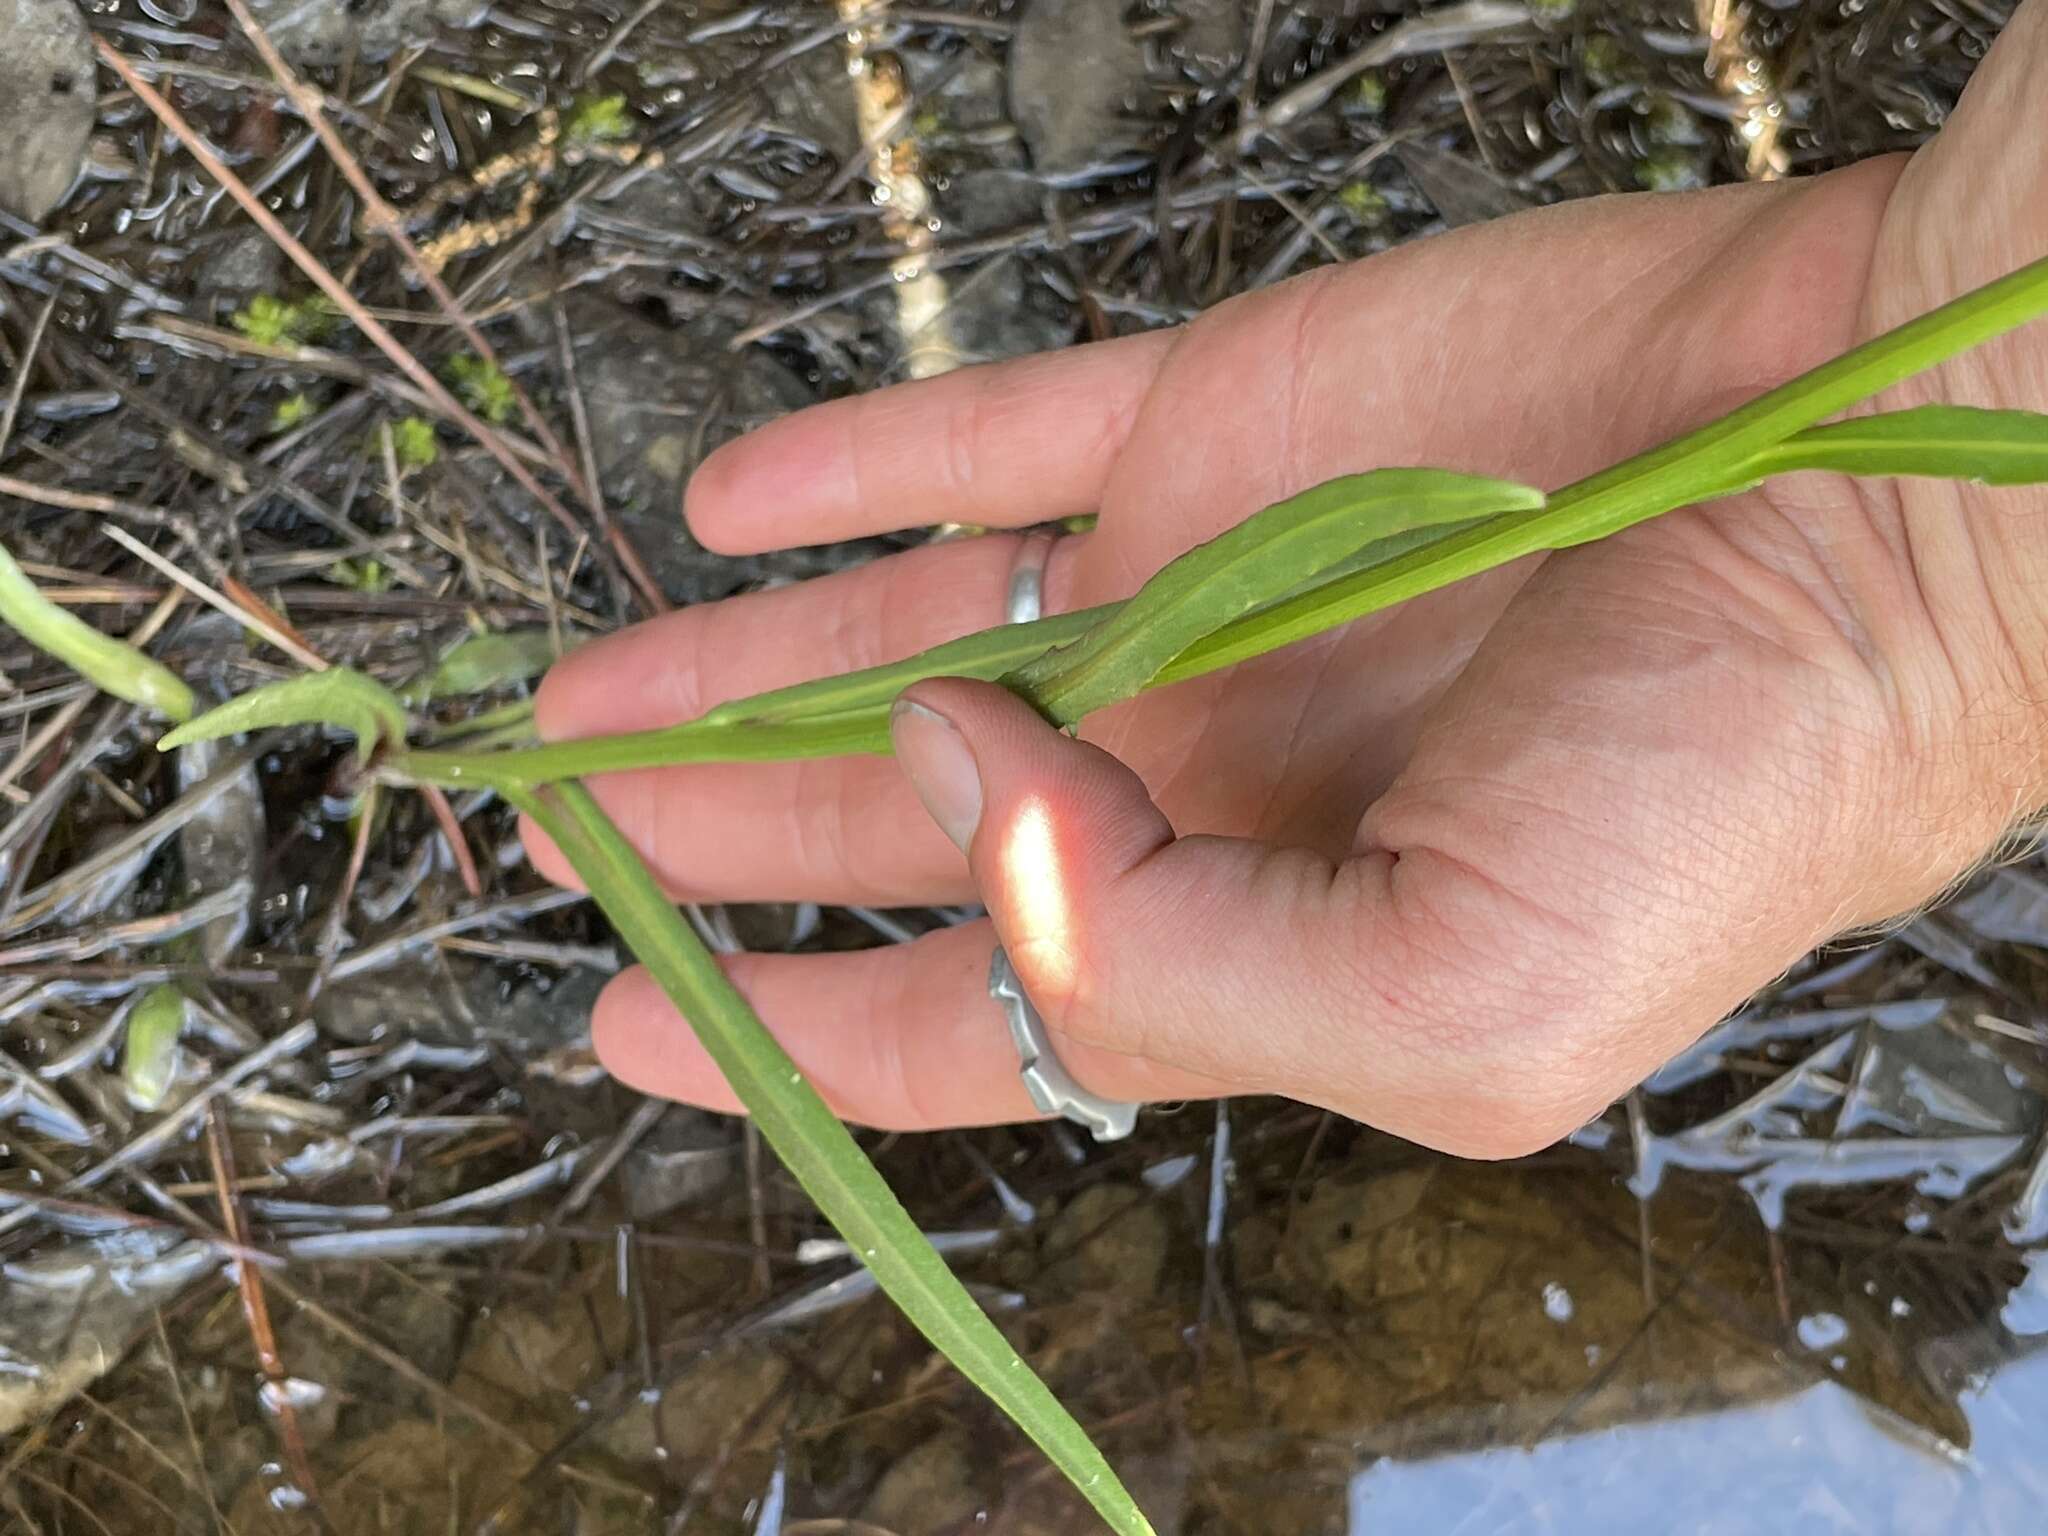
[1,1,2043,1531]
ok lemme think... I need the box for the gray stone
[563,297,814,605]
[0,0,95,224]
[1166,0,1247,83]
[193,231,287,318]
[0,1231,217,1435]
[762,40,860,160]
[623,1107,740,1220]
[1009,0,1147,174]
[239,0,487,65]
[860,1432,984,1531]
[314,952,606,1054]
[1392,142,1533,228]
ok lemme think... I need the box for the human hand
[526,0,2048,1157]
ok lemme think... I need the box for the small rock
[0,1232,217,1435]
[0,0,95,224]
[590,1344,788,1464]
[193,231,287,319]
[1045,1183,1170,1299]
[762,41,862,160]
[562,298,814,605]
[1391,142,1533,228]
[623,1107,740,1220]
[1009,0,1148,174]
[238,0,487,65]
[314,952,605,1055]
[861,1432,985,1531]
[1165,0,1247,84]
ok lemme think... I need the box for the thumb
[888,678,1553,1156]
[890,679,1176,1027]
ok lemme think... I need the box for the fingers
[589,674,1606,1154]
[523,531,1083,905]
[591,921,1226,1131]
[684,329,1173,555]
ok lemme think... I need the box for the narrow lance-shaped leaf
[701,604,1111,728]
[1729,404,2048,488]
[0,538,194,721]
[400,606,1116,786]
[1004,469,1545,726]
[507,780,1156,1536]
[398,249,2048,787]
[159,668,407,765]
[1157,251,2048,680]
[405,627,568,703]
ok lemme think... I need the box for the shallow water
[2,0,2038,1530]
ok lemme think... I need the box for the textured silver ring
[1004,530,1058,625]
[988,945,1139,1142]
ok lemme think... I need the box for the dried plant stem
[93,39,657,622]
[207,1105,325,1518]
[216,0,670,618]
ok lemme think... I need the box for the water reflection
[1349,1349,2048,1534]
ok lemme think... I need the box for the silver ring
[1005,531,1058,625]
[988,945,1139,1142]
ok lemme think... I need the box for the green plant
[271,392,315,431]
[387,415,439,470]
[1337,179,1389,225]
[0,539,193,721]
[443,353,517,425]
[232,292,335,348]
[12,252,2048,1534]
[565,92,633,144]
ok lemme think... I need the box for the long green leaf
[701,603,1111,727]
[1005,469,1544,725]
[404,627,567,703]
[160,669,407,764]
[0,538,194,721]
[396,248,2048,787]
[508,781,1155,1536]
[1734,404,2048,486]
[1158,249,2048,680]
[404,605,1114,786]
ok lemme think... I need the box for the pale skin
[526,0,2048,1159]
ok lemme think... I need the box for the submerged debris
[0,0,2040,1530]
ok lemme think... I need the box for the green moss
[445,353,517,425]
[271,392,315,432]
[1581,34,1635,89]
[389,416,439,471]
[1350,72,1388,116]
[326,557,393,594]
[1338,181,1389,224]
[566,92,634,144]
[232,293,336,349]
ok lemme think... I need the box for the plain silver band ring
[1005,530,1058,625]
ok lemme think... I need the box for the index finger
[684,329,1173,555]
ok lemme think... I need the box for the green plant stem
[1164,249,2048,679]
[505,779,1156,1536]
[392,249,2048,791]
[0,539,194,722]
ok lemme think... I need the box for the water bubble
[1797,1311,1849,1351]
[1541,1282,1574,1323]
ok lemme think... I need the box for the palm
[530,0,2048,1144]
